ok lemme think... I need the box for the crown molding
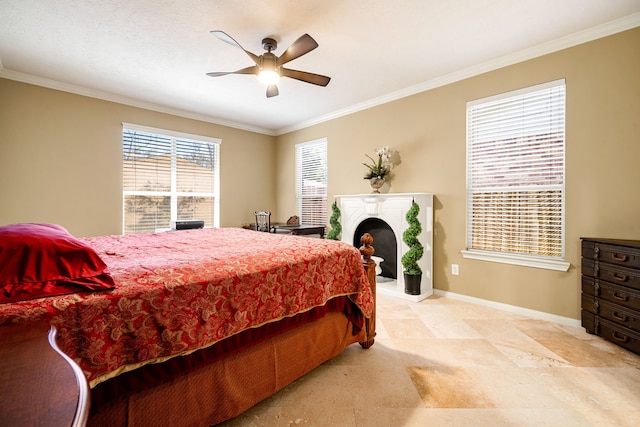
[2,13,638,137]
[276,12,640,135]
[0,68,276,136]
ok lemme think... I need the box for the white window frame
[122,123,221,234]
[295,138,328,226]
[462,80,570,272]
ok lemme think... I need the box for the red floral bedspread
[0,228,373,386]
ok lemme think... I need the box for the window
[296,138,328,226]
[463,79,569,271]
[122,123,220,234]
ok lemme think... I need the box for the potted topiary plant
[326,201,341,240]
[401,199,424,295]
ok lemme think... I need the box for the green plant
[401,200,423,275]
[326,201,341,240]
[362,146,391,179]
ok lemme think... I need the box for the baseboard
[433,289,581,328]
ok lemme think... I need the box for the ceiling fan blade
[266,85,279,98]
[206,65,259,78]
[276,34,318,67]
[210,30,260,64]
[281,68,331,86]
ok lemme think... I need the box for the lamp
[258,52,280,85]
[259,69,280,85]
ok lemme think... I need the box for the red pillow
[0,223,116,303]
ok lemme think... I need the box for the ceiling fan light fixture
[259,69,280,85]
[208,31,330,97]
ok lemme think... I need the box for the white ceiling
[1,1,639,135]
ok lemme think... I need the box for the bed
[0,223,376,426]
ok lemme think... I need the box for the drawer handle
[611,253,628,262]
[612,312,629,322]
[612,331,629,343]
[612,292,629,302]
[611,273,628,282]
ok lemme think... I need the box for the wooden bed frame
[86,234,377,427]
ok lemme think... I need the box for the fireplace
[336,193,433,302]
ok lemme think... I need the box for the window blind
[122,124,220,234]
[466,80,565,258]
[296,138,328,226]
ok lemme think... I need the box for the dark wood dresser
[581,238,640,355]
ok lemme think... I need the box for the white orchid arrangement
[363,146,392,179]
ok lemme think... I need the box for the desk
[243,223,326,238]
[271,224,326,238]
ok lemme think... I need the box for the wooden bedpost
[359,232,376,349]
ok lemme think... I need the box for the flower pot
[404,273,421,295]
[369,177,385,193]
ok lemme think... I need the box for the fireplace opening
[354,218,397,280]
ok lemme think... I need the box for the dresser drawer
[582,240,640,269]
[581,294,640,332]
[582,259,640,291]
[582,276,640,311]
[597,317,640,354]
[598,299,640,332]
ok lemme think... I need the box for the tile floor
[219,293,640,426]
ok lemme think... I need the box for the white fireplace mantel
[335,193,433,302]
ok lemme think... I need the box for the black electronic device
[171,220,205,230]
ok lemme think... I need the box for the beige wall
[0,79,276,237]
[1,28,638,319]
[276,28,640,319]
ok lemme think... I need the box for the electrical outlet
[451,264,459,275]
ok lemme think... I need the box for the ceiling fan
[206,31,331,98]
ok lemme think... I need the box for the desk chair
[254,211,271,232]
